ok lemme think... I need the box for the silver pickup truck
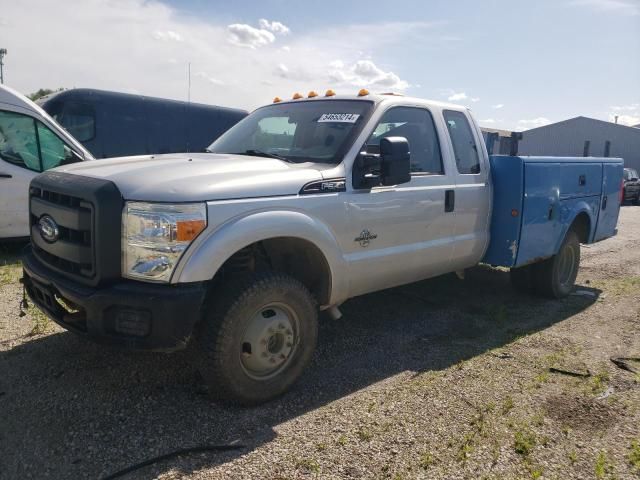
[22,90,623,404]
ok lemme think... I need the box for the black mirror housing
[380,137,411,186]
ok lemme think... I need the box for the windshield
[208,100,373,164]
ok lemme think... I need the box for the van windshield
[208,100,373,164]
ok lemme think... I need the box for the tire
[510,265,535,294]
[196,271,318,405]
[533,229,580,299]
[633,193,640,205]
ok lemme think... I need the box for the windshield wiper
[240,149,296,163]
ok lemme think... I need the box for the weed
[337,434,347,446]
[514,428,536,456]
[561,425,572,437]
[594,276,640,296]
[502,396,514,415]
[27,307,51,336]
[629,440,640,471]
[316,442,327,452]
[568,449,577,465]
[594,450,613,479]
[531,412,545,427]
[456,432,475,462]
[367,401,376,413]
[357,427,373,441]
[590,372,610,395]
[534,371,549,388]
[419,451,435,470]
[295,458,320,474]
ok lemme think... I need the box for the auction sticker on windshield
[318,113,360,123]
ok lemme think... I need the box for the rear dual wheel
[510,229,580,299]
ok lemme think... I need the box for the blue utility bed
[483,156,623,268]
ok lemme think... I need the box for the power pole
[0,49,7,84]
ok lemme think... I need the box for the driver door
[344,106,456,297]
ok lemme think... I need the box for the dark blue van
[40,89,247,159]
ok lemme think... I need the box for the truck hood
[53,153,326,202]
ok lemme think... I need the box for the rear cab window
[365,106,443,175]
[47,101,96,143]
[443,110,481,175]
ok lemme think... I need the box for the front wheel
[533,230,581,299]
[196,272,318,405]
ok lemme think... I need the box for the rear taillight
[619,179,624,204]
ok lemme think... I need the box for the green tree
[27,88,64,102]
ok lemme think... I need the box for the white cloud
[448,92,467,101]
[327,59,409,90]
[470,97,480,102]
[195,71,224,86]
[492,103,504,109]
[569,0,640,15]
[1,0,418,110]
[516,117,551,130]
[153,30,182,42]
[609,113,640,126]
[258,19,290,35]
[227,23,275,49]
[610,103,639,112]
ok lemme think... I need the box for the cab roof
[265,92,468,112]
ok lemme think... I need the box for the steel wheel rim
[240,302,299,380]
[558,243,577,287]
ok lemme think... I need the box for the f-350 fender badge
[355,229,377,248]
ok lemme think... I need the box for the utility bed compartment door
[556,162,602,199]
[594,162,623,241]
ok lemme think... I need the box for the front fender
[172,209,348,306]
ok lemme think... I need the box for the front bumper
[22,248,207,352]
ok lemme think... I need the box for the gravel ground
[1,208,639,480]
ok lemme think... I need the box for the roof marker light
[325,89,336,97]
[357,88,369,97]
[308,91,318,98]
[273,96,282,103]
[292,92,303,100]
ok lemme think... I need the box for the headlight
[122,202,207,282]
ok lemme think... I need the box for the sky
[0,0,639,130]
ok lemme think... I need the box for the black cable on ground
[610,357,640,374]
[101,444,245,480]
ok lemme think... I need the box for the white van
[0,85,93,239]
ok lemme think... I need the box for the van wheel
[533,229,580,299]
[196,272,317,405]
[633,193,640,205]
[510,265,535,293]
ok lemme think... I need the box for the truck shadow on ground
[0,265,601,479]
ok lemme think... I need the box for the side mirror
[379,137,411,186]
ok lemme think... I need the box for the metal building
[518,116,640,170]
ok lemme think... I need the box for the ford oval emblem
[38,215,60,243]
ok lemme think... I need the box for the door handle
[579,175,586,186]
[0,173,12,178]
[445,189,455,212]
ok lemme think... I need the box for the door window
[37,121,76,169]
[0,110,78,172]
[365,107,443,175]
[0,111,41,171]
[443,110,481,174]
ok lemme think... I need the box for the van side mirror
[380,137,411,186]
